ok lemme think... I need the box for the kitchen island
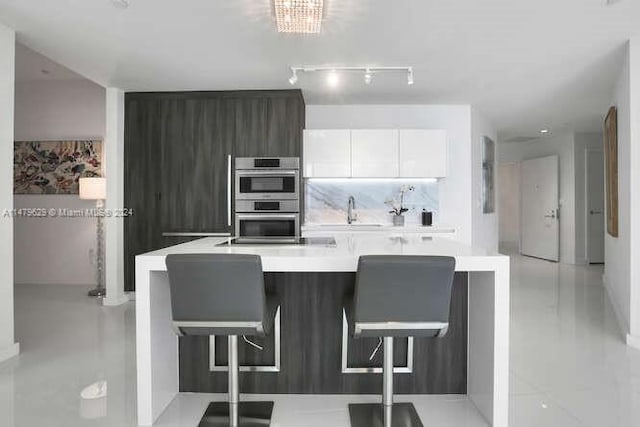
[135,235,509,426]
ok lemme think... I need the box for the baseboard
[602,276,631,338]
[102,293,130,307]
[0,342,20,363]
[627,334,640,351]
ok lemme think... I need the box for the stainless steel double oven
[234,157,300,239]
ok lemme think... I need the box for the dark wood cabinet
[124,90,305,291]
[159,97,233,233]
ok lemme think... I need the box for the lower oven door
[235,213,300,238]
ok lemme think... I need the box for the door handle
[227,154,232,227]
[544,209,557,219]
[590,209,603,215]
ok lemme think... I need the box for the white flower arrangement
[384,185,415,216]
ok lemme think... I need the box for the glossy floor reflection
[0,284,137,427]
[508,251,640,426]
[1,252,640,426]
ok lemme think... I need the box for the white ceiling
[14,43,84,83]
[2,0,638,138]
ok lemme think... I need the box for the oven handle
[236,214,299,220]
[227,154,232,227]
[235,170,298,176]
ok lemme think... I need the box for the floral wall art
[14,140,103,195]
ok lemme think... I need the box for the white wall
[471,107,499,252]
[0,22,19,362]
[306,105,474,246]
[604,40,640,344]
[498,162,520,249]
[605,43,631,334]
[103,88,128,306]
[630,37,640,347]
[499,133,577,264]
[574,132,604,265]
[13,78,106,285]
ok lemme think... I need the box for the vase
[392,215,405,226]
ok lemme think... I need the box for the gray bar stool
[166,254,279,427]
[344,255,456,427]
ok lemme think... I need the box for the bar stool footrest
[198,401,274,427]
[348,402,423,427]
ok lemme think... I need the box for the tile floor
[1,252,640,426]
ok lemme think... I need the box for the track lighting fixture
[286,66,414,87]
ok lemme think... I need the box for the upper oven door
[235,170,299,200]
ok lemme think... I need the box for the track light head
[327,70,339,88]
[288,69,298,85]
[364,68,372,85]
[407,68,414,85]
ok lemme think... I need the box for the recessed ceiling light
[540,129,550,134]
[327,70,339,88]
[274,0,323,34]
[111,0,130,9]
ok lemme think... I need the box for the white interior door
[520,155,559,261]
[586,150,605,263]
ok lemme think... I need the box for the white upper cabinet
[351,129,399,177]
[303,129,351,177]
[399,129,448,178]
[303,128,448,178]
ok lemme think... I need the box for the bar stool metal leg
[383,337,393,427]
[228,335,239,427]
[196,334,274,427]
[348,336,423,427]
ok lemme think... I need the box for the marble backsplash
[304,180,439,225]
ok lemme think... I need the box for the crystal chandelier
[274,0,324,34]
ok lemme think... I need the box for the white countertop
[302,223,456,233]
[137,235,507,273]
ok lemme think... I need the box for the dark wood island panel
[178,272,468,394]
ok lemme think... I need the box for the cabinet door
[160,98,233,234]
[233,94,304,158]
[399,129,448,177]
[232,97,268,157]
[351,129,399,177]
[266,95,304,157]
[303,129,351,177]
[124,97,163,291]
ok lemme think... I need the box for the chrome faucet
[347,195,357,224]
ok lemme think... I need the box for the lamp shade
[79,177,106,200]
